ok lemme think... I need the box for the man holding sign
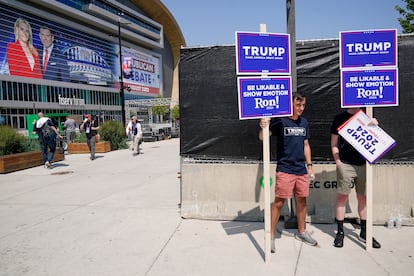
[259,93,317,253]
[330,108,381,249]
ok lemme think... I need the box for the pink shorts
[275,171,309,199]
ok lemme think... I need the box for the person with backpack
[32,112,63,169]
[80,114,99,160]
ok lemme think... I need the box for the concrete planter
[0,151,65,174]
[67,141,111,154]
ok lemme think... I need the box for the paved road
[0,138,413,276]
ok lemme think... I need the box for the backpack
[41,121,54,138]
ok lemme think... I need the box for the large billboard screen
[0,3,160,95]
[0,3,117,85]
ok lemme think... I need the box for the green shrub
[74,131,87,143]
[21,138,40,152]
[0,125,26,156]
[97,120,128,150]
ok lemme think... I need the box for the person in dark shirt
[32,112,62,168]
[80,114,99,160]
[39,26,69,81]
[259,92,317,253]
[330,108,381,249]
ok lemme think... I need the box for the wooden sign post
[260,23,272,263]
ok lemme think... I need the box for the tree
[171,105,180,121]
[151,96,169,123]
[152,104,168,117]
[396,0,414,33]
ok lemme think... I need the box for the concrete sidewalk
[0,138,413,276]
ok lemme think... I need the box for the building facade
[0,0,184,132]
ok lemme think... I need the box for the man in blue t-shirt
[259,93,317,253]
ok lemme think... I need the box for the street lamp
[118,20,126,127]
[284,0,298,230]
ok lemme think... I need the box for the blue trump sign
[341,69,398,107]
[340,29,397,69]
[235,32,290,75]
[237,77,292,120]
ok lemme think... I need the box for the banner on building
[121,47,160,95]
[0,2,160,97]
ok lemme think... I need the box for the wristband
[307,163,313,167]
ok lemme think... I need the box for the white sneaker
[295,230,318,246]
[44,161,51,169]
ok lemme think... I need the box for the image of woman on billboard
[6,18,42,79]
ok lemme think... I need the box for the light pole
[287,0,297,93]
[118,20,126,127]
[284,0,298,230]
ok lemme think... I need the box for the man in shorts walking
[330,107,381,249]
[259,92,317,253]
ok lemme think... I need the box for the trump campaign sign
[341,68,398,107]
[235,32,290,75]
[338,110,396,164]
[340,29,398,108]
[340,29,397,69]
[237,76,292,119]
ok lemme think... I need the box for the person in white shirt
[126,116,143,155]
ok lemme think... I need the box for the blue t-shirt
[269,117,310,175]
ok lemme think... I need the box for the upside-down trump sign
[338,110,396,164]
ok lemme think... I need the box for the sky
[161,0,404,47]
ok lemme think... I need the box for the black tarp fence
[179,34,414,162]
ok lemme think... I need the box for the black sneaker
[359,233,381,249]
[333,232,344,248]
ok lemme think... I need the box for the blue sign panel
[341,69,398,107]
[237,77,292,120]
[340,29,397,69]
[235,32,290,75]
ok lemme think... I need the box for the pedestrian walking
[32,112,62,168]
[80,114,99,160]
